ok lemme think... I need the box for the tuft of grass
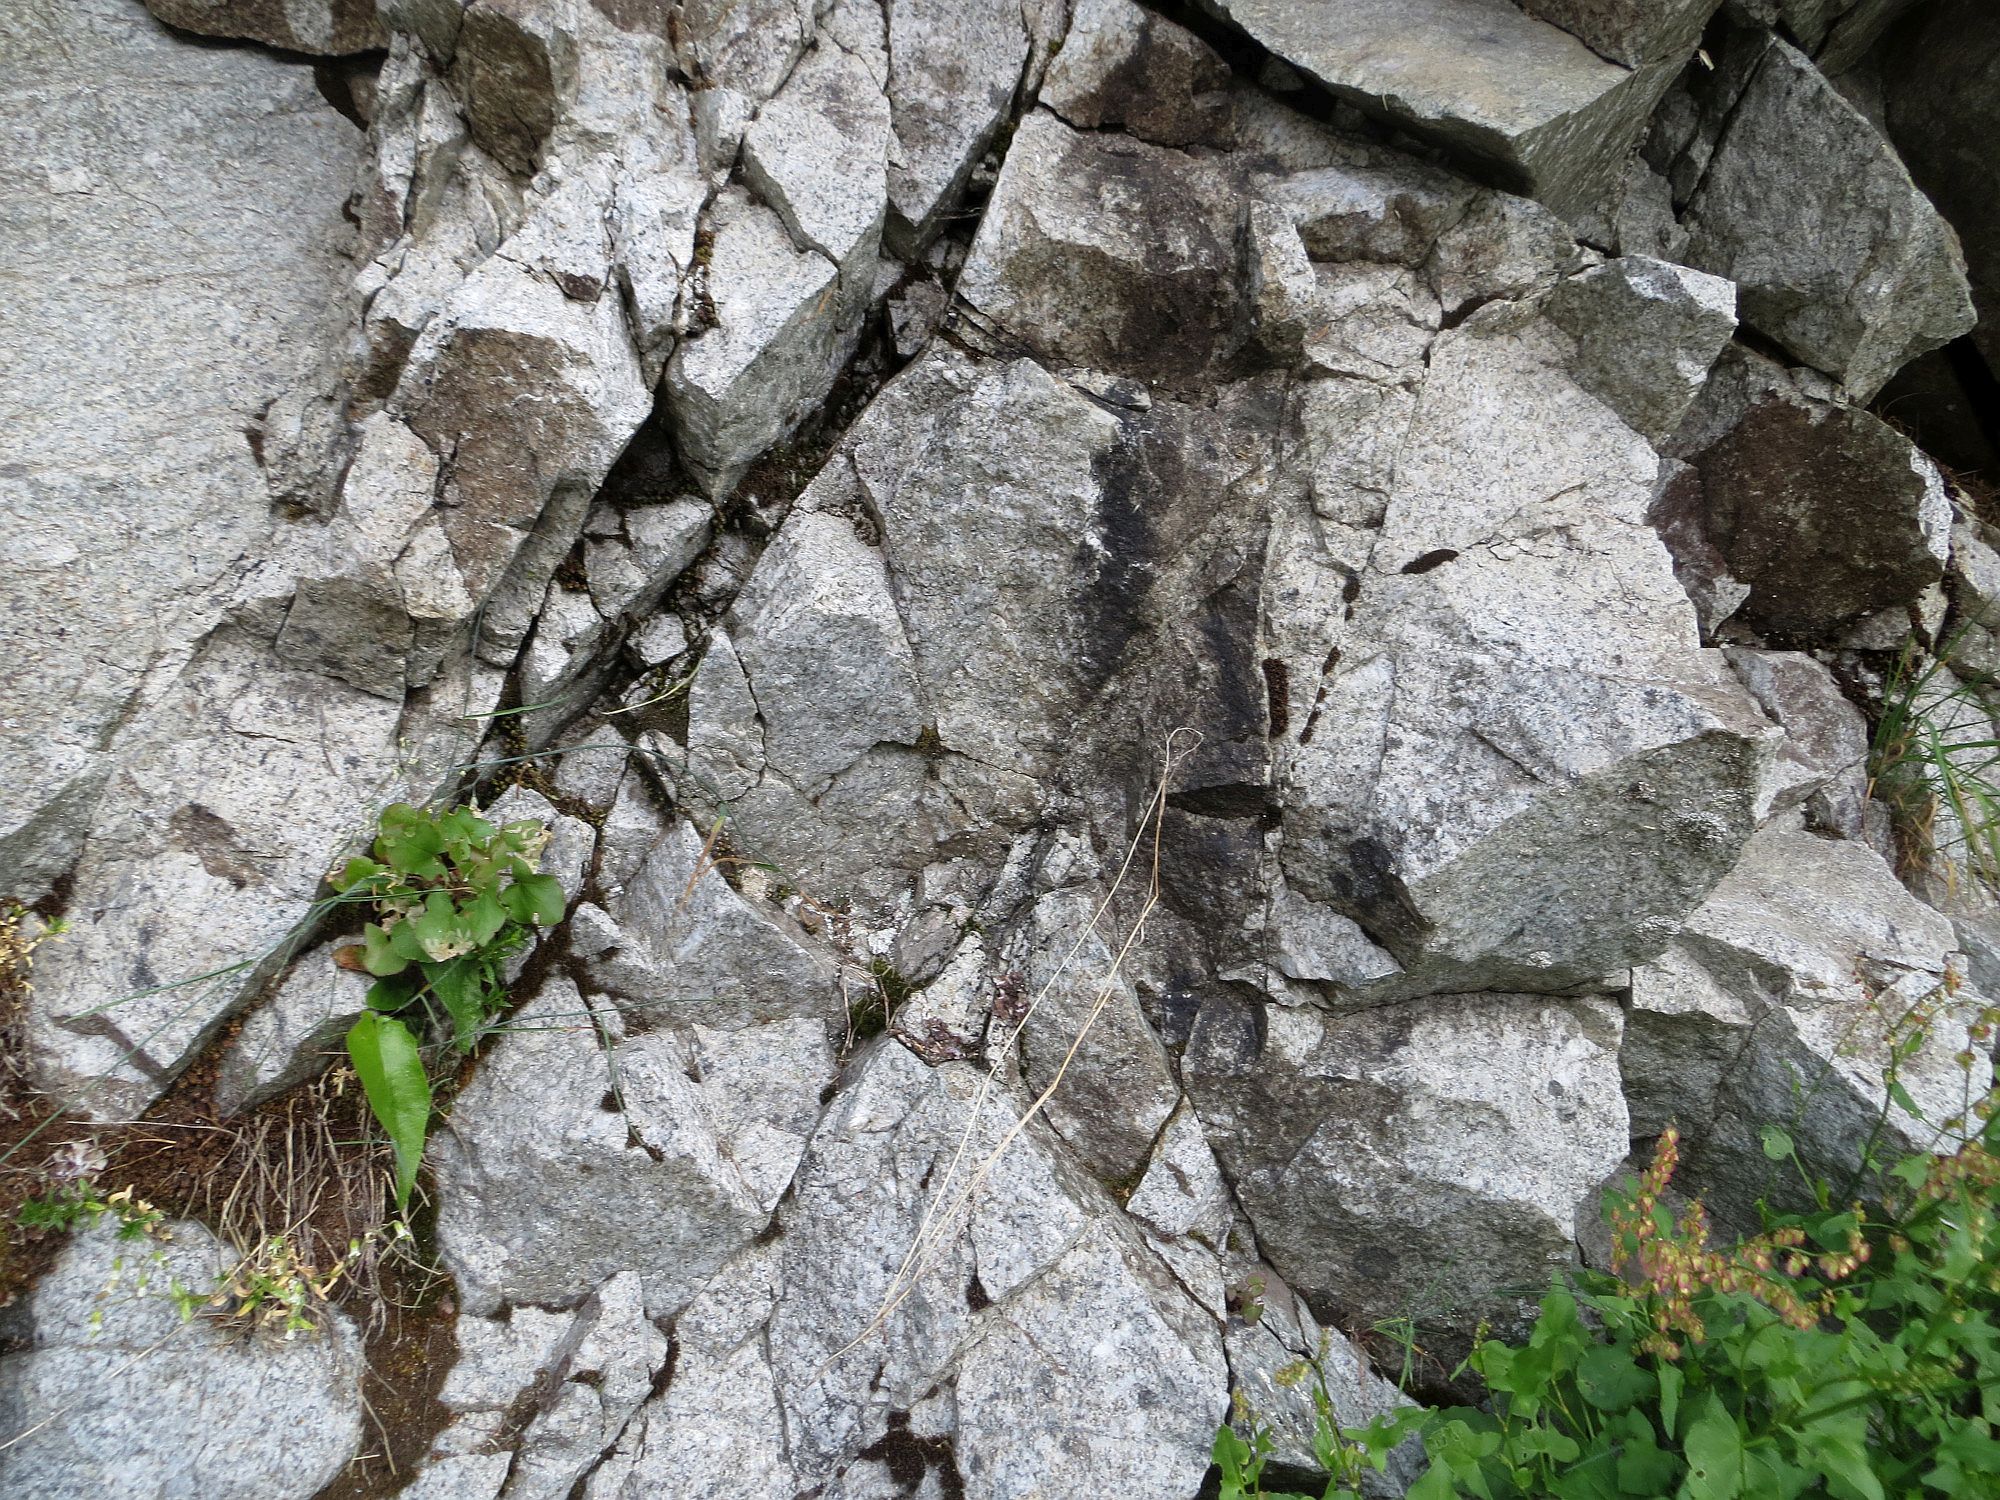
[1868,634,2000,893]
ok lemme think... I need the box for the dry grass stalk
[820,728,1201,1377]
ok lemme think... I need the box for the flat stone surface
[1201,0,1674,232]
[0,1220,364,1499]
[1683,38,1975,401]
[0,0,362,900]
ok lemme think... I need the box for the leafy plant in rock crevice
[330,802,566,1209]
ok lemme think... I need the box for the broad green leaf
[1406,1462,1461,1500]
[504,870,566,926]
[1799,1434,1885,1500]
[360,922,411,977]
[1659,1363,1682,1438]
[1760,1125,1794,1161]
[1889,1154,1930,1190]
[389,916,429,962]
[1682,1397,1744,1500]
[366,974,418,1012]
[436,806,494,849]
[346,1011,431,1210]
[464,883,509,947]
[1617,1430,1680,1495]
[500,819,545,852]
[426,956,490,1053]
[1531,1290,1585,1352]
[377,808,446,880]
[1808,1211,1858,1251]
[411,889,473,961]
[334,855,387,892]
[1551,1451,1620,1500]
[1512,1426,1581,1463]
[1214,1422,1252,1495]
[1578,1345,1655,1413]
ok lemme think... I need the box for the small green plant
[205,1232,357,1341]
[1870,635,2000,892]
[16,1180,166,1241]
[1,901,68,1000]
[1388,1073,1999,1499]
[1216,1381,1422,1500]
[330,802,564,1208]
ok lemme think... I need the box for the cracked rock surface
[5,0,1997,1494]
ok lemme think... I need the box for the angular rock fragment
[1786,0,1926,72]
[450,0,566,174]
[1723,647,1870,834]
[1624,817,1986,1232]
[1038,0,1233,147]
[1282,310,1775,1000]
[1188,992,1629,1344]
[882,0,1031,248]
[432,979,833,1315]
[400,1270,669,1500]
[1013,888,1181,1182]
[955,111,1246,388]
[742,38,894,275]
[952,1220,1228,1499]
[1667,349,1951,642]
[400,251,653,652]
[583,1245,797,1499]
[27,633,409,1119]
[1199,0,1682,236]
[1222,1257,1418,1485]
[1680,38,1976,401]
[581,817,840,1028]
[1515,0,1719,68]
[1546,255,1736,442]
[213,939,370,1115]
[0,1222,364,1498]
[761,1042,1227,1497]
[490,1273,669,1500]
[728,511,925,790]
[664,191,846,495]
[143,0,384,54]
[2,0,361,904]
[0,748,110,908]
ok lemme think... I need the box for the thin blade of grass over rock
[1870,630,2000,892]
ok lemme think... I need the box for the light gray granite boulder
[0,1221,364,1499]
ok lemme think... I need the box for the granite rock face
[0,1221,365,1498]
[8,0,1995,1494]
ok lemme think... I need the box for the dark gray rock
[1189,992,1628,1346]
[1667,349,1951,642]
[1881,0,2000,372]
[1681,38,1976,401]
[143,0,384,54]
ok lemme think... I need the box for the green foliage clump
[1215,1380,1419,1500]
[1220,1055,2000,1500]
[330,802,565,1208]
